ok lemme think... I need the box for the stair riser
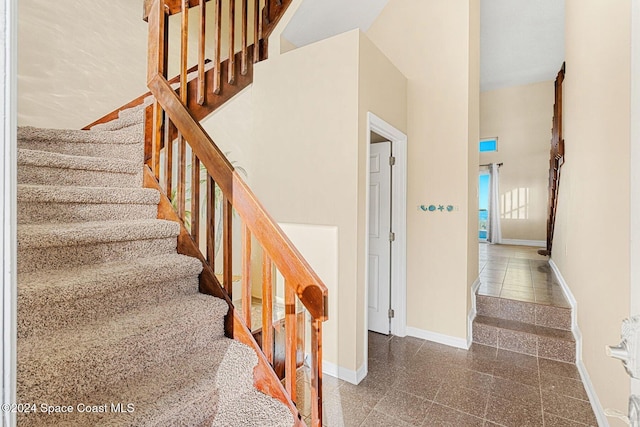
[18,202,157,224]
[472,321,575,363]
[18,165,142,188]
[18,140,143,161]
[18,276,200,339]
[18,316,229,404]
[18,237,177,274]
[16,340,257,427]
[16,392,220,427]
[476,295,571,331]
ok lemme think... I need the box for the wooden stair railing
[142,1,328,426]
[539,62,566,257]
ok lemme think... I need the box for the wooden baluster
[241,223,252,328]
[253,0,260,63]
[213,0,222,94]
[147,0,168,82]
[148,0,168,181]
[164,120,174,199]
[191,154,201,243]
[262,253,274,364]
[144,104,154,169]
[180,0,189,104]
[176,0,189,218]
[152,102,163,179]
[241,0,248,75]
[176,136,186,220]
[197,0,206,105]
[284,282,297,402]
[310,318,323,427]
[206,176,216,268]
[223,196,233,297]
[264,0,270,25]
[228,0,236,84]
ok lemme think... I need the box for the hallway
[294,244,597,426]
[296,333,597,426]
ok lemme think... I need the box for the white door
[368,141,392,335]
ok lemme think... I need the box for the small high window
[479,138,498,152]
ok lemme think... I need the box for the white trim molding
[322,360,367,385]
[406,326,469,350]
[631,0,640,399]
[364,112,408,354]
[2,1,18,426]
[549,259,607,427]
[501,239,545,247]
[468,278,482,348]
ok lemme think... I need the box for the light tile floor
[478,244,569,308]
[296,334,597,426]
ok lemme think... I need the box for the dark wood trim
[540,62,566,257]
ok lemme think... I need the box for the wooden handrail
[539,62,566,257]
[144,0,327,425]
[148,73,329,320]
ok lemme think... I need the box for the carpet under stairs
[16,106,294,426]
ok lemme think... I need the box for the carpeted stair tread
[18,148,140,174]
[18,124,144,145]
[17,137,144,160]
[212,389,296,427]
[19,293,230,404]
[17,185,159,224]
[89,100,151,132]
[18,254,203,338]
[17,340,274,427]
[18,219,179,249]
[18,184,159,205]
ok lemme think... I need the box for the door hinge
[388,308,395,318]
[389,232,395,242]
[389,156,396,166]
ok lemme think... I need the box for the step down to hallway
[473,314,575,363]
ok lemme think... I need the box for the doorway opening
[364,112,407,355]
[479,170,490,242]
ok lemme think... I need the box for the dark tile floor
[478,244,570,308]
[296,333,597,426]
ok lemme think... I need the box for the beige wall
[467,0,480,309]
[203,30,407,375]
[480,81,554,242]
[357,32,408,369]
[367,0,478,340]
[553,0,631,421]
[248,31,361,372]
[18,0,148,128]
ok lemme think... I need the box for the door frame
[478,169,490,243]
[631,0,640,396]
[2,0,18,426]
[364,112,407,345]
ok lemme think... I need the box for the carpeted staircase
[16,106,294,426]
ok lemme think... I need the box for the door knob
[607,316,640,378]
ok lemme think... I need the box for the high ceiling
[481,0,565,91]
[282,0,565,92]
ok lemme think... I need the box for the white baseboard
[576,358,609,427]
[549,259,608,426]
[322,360,367,385]
[468,278,481,348]
[501,239,546,247]
[406,326,469,350]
